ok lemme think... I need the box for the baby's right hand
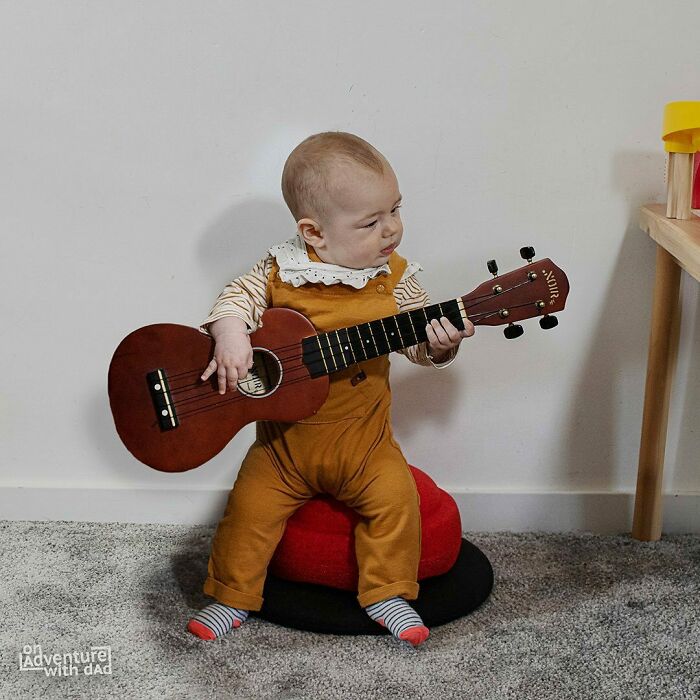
[201,330,254,395]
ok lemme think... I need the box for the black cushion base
[254,538,493,635]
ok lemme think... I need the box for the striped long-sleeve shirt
[200,255,458,368]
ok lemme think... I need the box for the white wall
[2,0,698,530]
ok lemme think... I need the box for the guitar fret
[333,330,348,370]
[344,327,358,363]
[406,311,418,343]
[410,309,429,344]
[371,319,391,355]
[395,313,417,346]
[356,324,368,358]
[457,297,468,325]
[392,315,408,348]
[353,325,368,360]
[424,304,443,325]
[345,326,367,362]
[331,332,342,371]
[431,300,464,330]
[335,329,351,368]
[447,300,464,329]
[380,318,389,348]
[381,317,401,352]
[366,322,379,357]
[315,336,329,375]
[321,333,336,372]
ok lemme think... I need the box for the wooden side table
[632,204,700,540]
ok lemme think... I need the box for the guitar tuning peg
[503,323,524,339]
[539,315,558,330]
[520,246,535,262]
[487,259,498,277]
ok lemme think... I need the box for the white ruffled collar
[268,233,421,289]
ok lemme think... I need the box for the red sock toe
[187,619,217,641]
[399,625,430,647]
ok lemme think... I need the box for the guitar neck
[300,257,569,378]
[301,298,466,378]
[299,257,570,378]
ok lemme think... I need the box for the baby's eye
[364,220,378,229]
[392,204,402,215]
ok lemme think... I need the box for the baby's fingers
[217,365,237,395]
[441,316,476,340]
[201,358,218,381]
[427,318,449,345]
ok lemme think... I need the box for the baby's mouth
[380,243,396,254]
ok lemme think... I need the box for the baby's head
[281,132,403,269]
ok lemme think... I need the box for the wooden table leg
[632,246,682,541]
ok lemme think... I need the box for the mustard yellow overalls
[204,248,421,610]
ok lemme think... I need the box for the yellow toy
[662,101,700,218]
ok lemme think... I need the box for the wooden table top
[640,204,700,281]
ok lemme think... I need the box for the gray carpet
[2,521,700,700]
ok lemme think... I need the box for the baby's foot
[187,602,249,640]
[365,596,430,647]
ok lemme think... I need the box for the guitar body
[108,307,329,472]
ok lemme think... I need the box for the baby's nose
[386,218,400,234]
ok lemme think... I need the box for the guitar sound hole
[236,348,282,398]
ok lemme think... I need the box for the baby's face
[303,163,403,269]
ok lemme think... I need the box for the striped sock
[365,596,430,647]
[186,603,249,640]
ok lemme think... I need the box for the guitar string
[175,304,527,419]
[168,278,532,380]
[175,304,527,420]
[175,317,469,416]
[168,306,469,398]
[165,285,523,386]
[167,276,540,401]
[168,291,516,390]
[175,370,329,420]
[174,363,315,410]
[175,315,477,421]
[169,313,462,398]
[169,300,530,407]
[167,306,467,386]
[167,302,468,382]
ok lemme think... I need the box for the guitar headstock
[461,250,569,338]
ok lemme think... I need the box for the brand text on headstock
[543,269,560,305]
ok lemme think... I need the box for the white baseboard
[1,487,699,534]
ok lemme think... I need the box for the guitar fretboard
[301,299,464,377]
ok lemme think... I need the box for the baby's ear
[297,218,324,247]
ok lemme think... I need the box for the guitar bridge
[146,369,179,431]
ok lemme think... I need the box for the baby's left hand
[425,316,475,363]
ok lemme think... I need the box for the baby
[187,131,475,647]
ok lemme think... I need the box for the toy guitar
[108,247,569,473]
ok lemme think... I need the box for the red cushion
[269,465,462,591]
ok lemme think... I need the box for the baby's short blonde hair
[281,131,387,224]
